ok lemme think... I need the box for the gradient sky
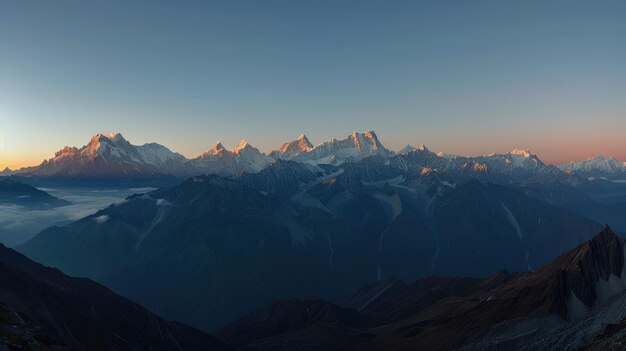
[1,0,625,169]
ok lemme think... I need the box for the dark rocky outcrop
[219,226,626,350]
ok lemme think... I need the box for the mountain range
[560,156,626,180]
[9,131,624,182]
[7,131,392,180]
[18,159,601,332]
[6,130,626,349]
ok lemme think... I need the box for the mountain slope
[233,140,273,171]
[428,180,600,276]
[269,134,314,159]
[0,243,230,351]
[561,156,626,180]
[0,178,69,207]
[219,226,626,351]
[18,175,352,331]
[235,160,331,200]
[391,146,574,185]
[18,172,601,332]
[216,298,370,351]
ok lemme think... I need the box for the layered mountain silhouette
[18,165,600,331]
[11,131,626,232]
[0,243,229,350]
[10,131,626,185]
[218,226,626,351]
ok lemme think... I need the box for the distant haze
[1,1,624,168]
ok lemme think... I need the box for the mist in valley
[0,187,154,247]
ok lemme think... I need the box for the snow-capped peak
[136,143,185,165]
[232,141,272,171]
[54,146,79,158]
[510,149,533,158]
[346,131,385,152]
[25,132,190,177]
[436,151,457,159]
[233,140,251,154]
[418,144,429,152]
[207,142,227,154]
[84,134,114,158]
[560,156,626,178]
[106,132,125,142]
[351,131,380,145]
[358,131,377,140]
[272,134,314,159]
[290,131,394,165]
[89,132,125,144]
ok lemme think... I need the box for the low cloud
[94,215,109,223]
[0,187,154,247]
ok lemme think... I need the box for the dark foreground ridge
[0,243,230,351]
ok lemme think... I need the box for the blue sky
[1,0,625,168]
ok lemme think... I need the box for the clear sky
[1,0,624,169]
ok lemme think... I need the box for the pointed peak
[106,132,125,141]
[595,224,617,240]
[419,144,429,152]
[347,131,381,146]
[347,131,378,139]
[90,133,107,142]
[363,131,379,141]
[233,140,261,156]
[398,145,417,154]
[234,139,249,150]
[555,224,622,270]
[296,134,312,144]
[278,134,314,156]
[296,134,313,149]
[199,141,233,158]
[89,132,125,144]
[206,141,227,154]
